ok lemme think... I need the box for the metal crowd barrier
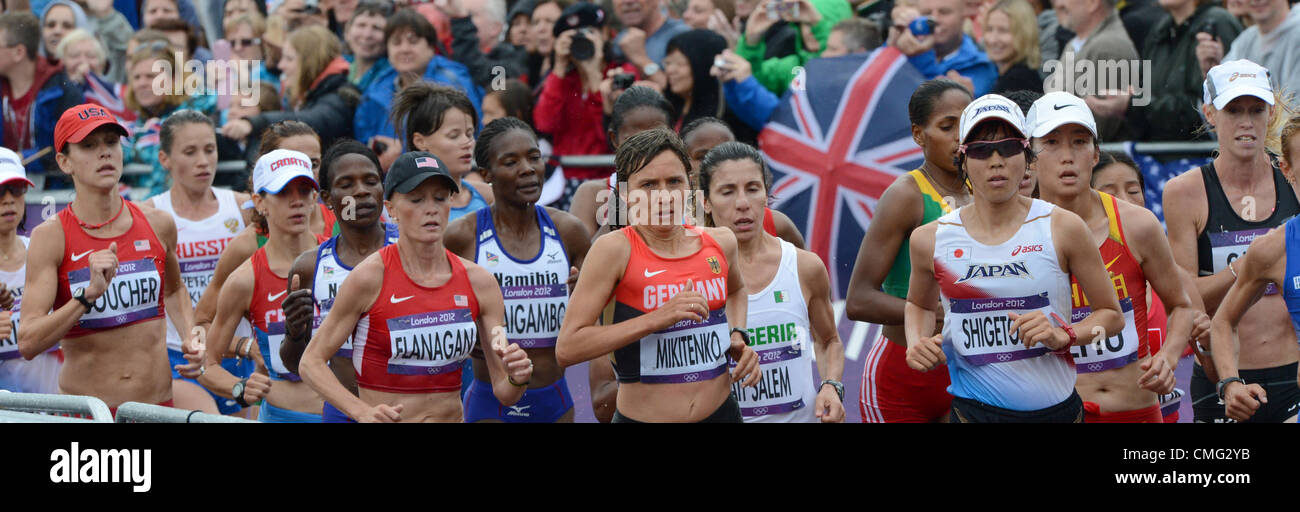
[0,410,101,423]
[0,391,114,422]
[114,402,258,423]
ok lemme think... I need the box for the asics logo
[1010,244,1042,256]
[267,290,287,302]
[71,250,93,261]
[391,295,413,304]
[644,269,666,278]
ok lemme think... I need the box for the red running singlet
[353,245,480,394]
[1069,191,1150,373]
[763,208,777,237]
[55,201,166,338]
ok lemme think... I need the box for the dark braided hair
[908,78,972,127]
[320,139,382,197]
[475,116,535,170]
[609,86,674,146]
[681,116,732,142]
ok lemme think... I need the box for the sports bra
[55,201,167,338]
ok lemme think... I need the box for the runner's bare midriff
[359,387,463,422]
[1075,356,1159,413]
[1233,295,1299,370]
[616,375,730,422]
[58,318,171,408]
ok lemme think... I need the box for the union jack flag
[759,47,927,300]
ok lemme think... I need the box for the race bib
[178,257,218,305]
[1071,297,1139,373]
[313,282,352,358]
[0,295,20,361]
[255,322,298,381]
[947,292,1054,366]
[1209,228,1278,295]
[732,321,808,416]
[385,308,477,376]
[68,258,162,330]
[501,282,567,348]
[639,308,730,384]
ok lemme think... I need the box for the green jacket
[736,0,853,95]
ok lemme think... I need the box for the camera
[612,72,636,90]
[571,28,596,62]
[713,56,732,71]
[766,0,798,20]
[909,16,935,36]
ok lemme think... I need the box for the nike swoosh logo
[644,269,666,278]
[1104,255,1123,270]
[391,295,413,304]
[267,290,287,302]
[1053,104,1070,110]
[71,250,93,261]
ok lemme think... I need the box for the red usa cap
[54,104,129,152]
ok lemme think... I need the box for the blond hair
[223,11,266,37]
[123,40,190,115]
[284,25,342,108]
[985,0,1040,69]
[54,28,104,69]
[1281,115,1300,167]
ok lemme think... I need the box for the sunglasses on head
[960,138,1028,160]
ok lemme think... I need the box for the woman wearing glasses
[902,94,1124,423]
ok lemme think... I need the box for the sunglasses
[960,138,1028,160]
[230,38,261,48]
[0,182,28,198]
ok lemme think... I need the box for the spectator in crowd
[56,29,137,124]
[719,17,881,132]
[221,25,359,150]
[483,78,536,127]
[217,80,281,164]
[278,0,330,31]
[222,0,268,36]
[1135,0,1241,141]
[263,15,287,83]
[736,0,852,95]
[1225,0,1253,27]
[534,2,637,192]
[612,0,691,87]
[437,0,529,89]
[0,11,83,177]
[1118,0,1166,54]
[151,17,214,63]
[327,0,361,38]
[682,0,736,29]
[343,0,392,91]
[224,12,281,90]
[1033,0,1064,63]
[83,0,132,84]
[507,0,535,49]
[122,40,217,196]
[526,0,570,88]
[354,8,482,159]
[1051,0,1140,140]
[663,29,756,143]
[39,0,87,63]
[1211,0,1299,92]
[890,0,998,96]
[143,0,207,33]
[389,82,495,220]
[984,0,1043,94]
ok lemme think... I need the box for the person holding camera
[1133,0,1242,141]
[734,0,851,95]
[533,2,638,202]
[888,0,996,97]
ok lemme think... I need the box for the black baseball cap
[384,152,459,199]
[553,2,606,37]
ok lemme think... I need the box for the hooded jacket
[353,54,482,148]
[1225,6,1300,95]
[40,0,90,59]
[0,58,84,176]
[249,57,360,149]
[665,29,757,144]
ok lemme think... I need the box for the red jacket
[533,62,636,181]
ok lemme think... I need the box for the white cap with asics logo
[1204,59,1274,110]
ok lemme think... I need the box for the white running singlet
[0,236,60,393]
[734,239,817,423]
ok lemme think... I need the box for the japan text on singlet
[474,206,569,350]
[0,237,33,360]
[153,188,249,351]
[312,223,399,358]
[56,201,166,338]
[1197,161,1300,295]
[1070,191,1148,374]
[934,199,1076,411]
[249,247,299,381]
[611,226,731,384]
[353,245,479,393]
[733,239,816,422]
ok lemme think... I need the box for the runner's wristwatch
[821,380,844,402]
[1217,377,1246,400]
[233,378,250,407]
[73,287,94,311]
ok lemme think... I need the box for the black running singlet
[1196,161,1300,279]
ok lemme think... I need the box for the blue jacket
[723,76,781,132]
[345,55,391,93]
[353,56,482,147]
[907,35,998,97]
[0,67,84,176]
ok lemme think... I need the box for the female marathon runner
[1162,59,1300,423]
[0,148,56,393]
[192,122,334,363]
[1210,115,1300,423]
[699,141,845,422]
[19,104,195,412]
[197,149,327,422]
[144,110,257,415]
[684,117,805,248]
[1028,91,1210,422]
[445,117,592,423]
[556,128,761,423]
[388,82,495,222]
[280,140,398,423]
[845,78,972,422]
[904,94,1124,422]
[299,152,535,422]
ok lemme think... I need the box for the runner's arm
[556,233,656,366]
[714,227,748,331]
[194,227,258,357]
[300,255,384,420]
[17,221,78,358]
[467,262,530,406]
[279,250,319,375]
[1163,173,1234,312]
[147,206,195,352]
[801,249,845,388]
[569,180,605,238]
[1057,209,1125,343]
[197,264,257,397]
[1127,206,1197,367]
[588,354,618,423]
[903,223,940,347]
[1209,228,1283,384]
[846,179,922,324]
[551,208,593,270]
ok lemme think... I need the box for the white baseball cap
[0,148,34,188]
[959,94,1027,144]
[1204,59,1274,110]
[253,149,319,195]
[1026,91,1099,140]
